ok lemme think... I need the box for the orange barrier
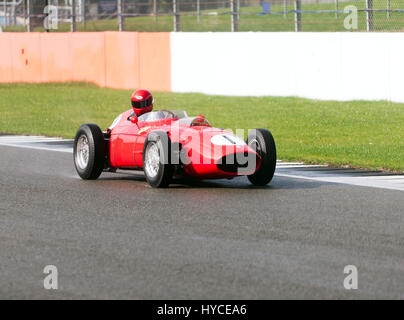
[0,32,171,91]
[10,33,42,83]
[137,32,171,92]
[0,33,13,82]
[71,33,105,86]
[41,33,73,82]
[104,32,138,89]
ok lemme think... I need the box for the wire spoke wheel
[143,132,174,188]
[73,124,105,180]
[144,142,161,178]
[248,138,262,156]
[76,134,90,170]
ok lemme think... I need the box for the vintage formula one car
[73,109,277,188]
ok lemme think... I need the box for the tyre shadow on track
[98,172,324,190]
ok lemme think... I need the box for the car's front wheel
[143,131,174,188]
[246,128,277,186]
[73,124,105,180]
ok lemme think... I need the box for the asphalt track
[1,136,404,299]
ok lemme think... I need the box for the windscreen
[138,110,188,122]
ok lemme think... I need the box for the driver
[131,89,154,117]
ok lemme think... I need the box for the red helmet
[131,89,153,116]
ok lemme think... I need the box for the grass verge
[1,82,403,172]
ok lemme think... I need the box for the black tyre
[73,124,105,180]
[143,131,174,188]
[246,128,277,186]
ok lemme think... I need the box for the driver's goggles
[131,97,153,109]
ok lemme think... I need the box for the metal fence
[1,0,404,32]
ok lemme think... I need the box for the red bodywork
[107,109,262,179]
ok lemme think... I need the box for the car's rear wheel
[143,131,174,188]
[246,128,277,186]
[73,124,105,180]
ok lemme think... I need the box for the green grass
[5,2,404,33]
[1,82,404,172]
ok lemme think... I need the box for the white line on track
[0,142,72,153]
[1,135,403,192]
[276,164,327,169]
[0,135,72,153]
[275,173,404,192]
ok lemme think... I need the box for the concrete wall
[171,32,404,102]
[1,32,404,102]
[0,32,171,91]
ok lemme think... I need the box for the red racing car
[73,109,277,188]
